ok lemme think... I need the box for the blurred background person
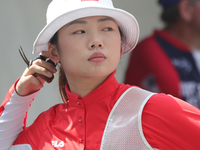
[124,0,200,108]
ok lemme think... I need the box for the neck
[165,22,200,49]
[66,74,109,98]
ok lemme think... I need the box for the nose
[90,43,102,48]
[88,33,104,50]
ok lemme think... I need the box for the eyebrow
[97,17,115,23]
[67,20,87,27]
[67,17,115,27]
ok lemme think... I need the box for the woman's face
[56,16,122,81]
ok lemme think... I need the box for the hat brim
[33,7,139,55]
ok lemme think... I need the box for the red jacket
[1,71,200,149]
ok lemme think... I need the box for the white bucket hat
[33,0,139,55]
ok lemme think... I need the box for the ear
[179,0,194,22]
[48,42,60,64]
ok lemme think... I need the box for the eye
[73,30,85,34]
[102,27,113,31]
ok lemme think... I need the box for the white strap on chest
[100,87,156,150]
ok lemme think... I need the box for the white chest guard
[100,87,157,150]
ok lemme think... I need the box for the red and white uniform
[1,71,200,149]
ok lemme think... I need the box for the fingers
[16,51,57,96]
[20,58,57,88]
[29,59,57,77]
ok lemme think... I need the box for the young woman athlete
[0,0,200,149]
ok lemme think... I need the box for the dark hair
[49,27,123,103]
[158,0,180,25]
[50,31,68,103]
[158,0,198,25]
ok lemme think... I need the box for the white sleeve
[0,91,38,150]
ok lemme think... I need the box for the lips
[88,52,106,63]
